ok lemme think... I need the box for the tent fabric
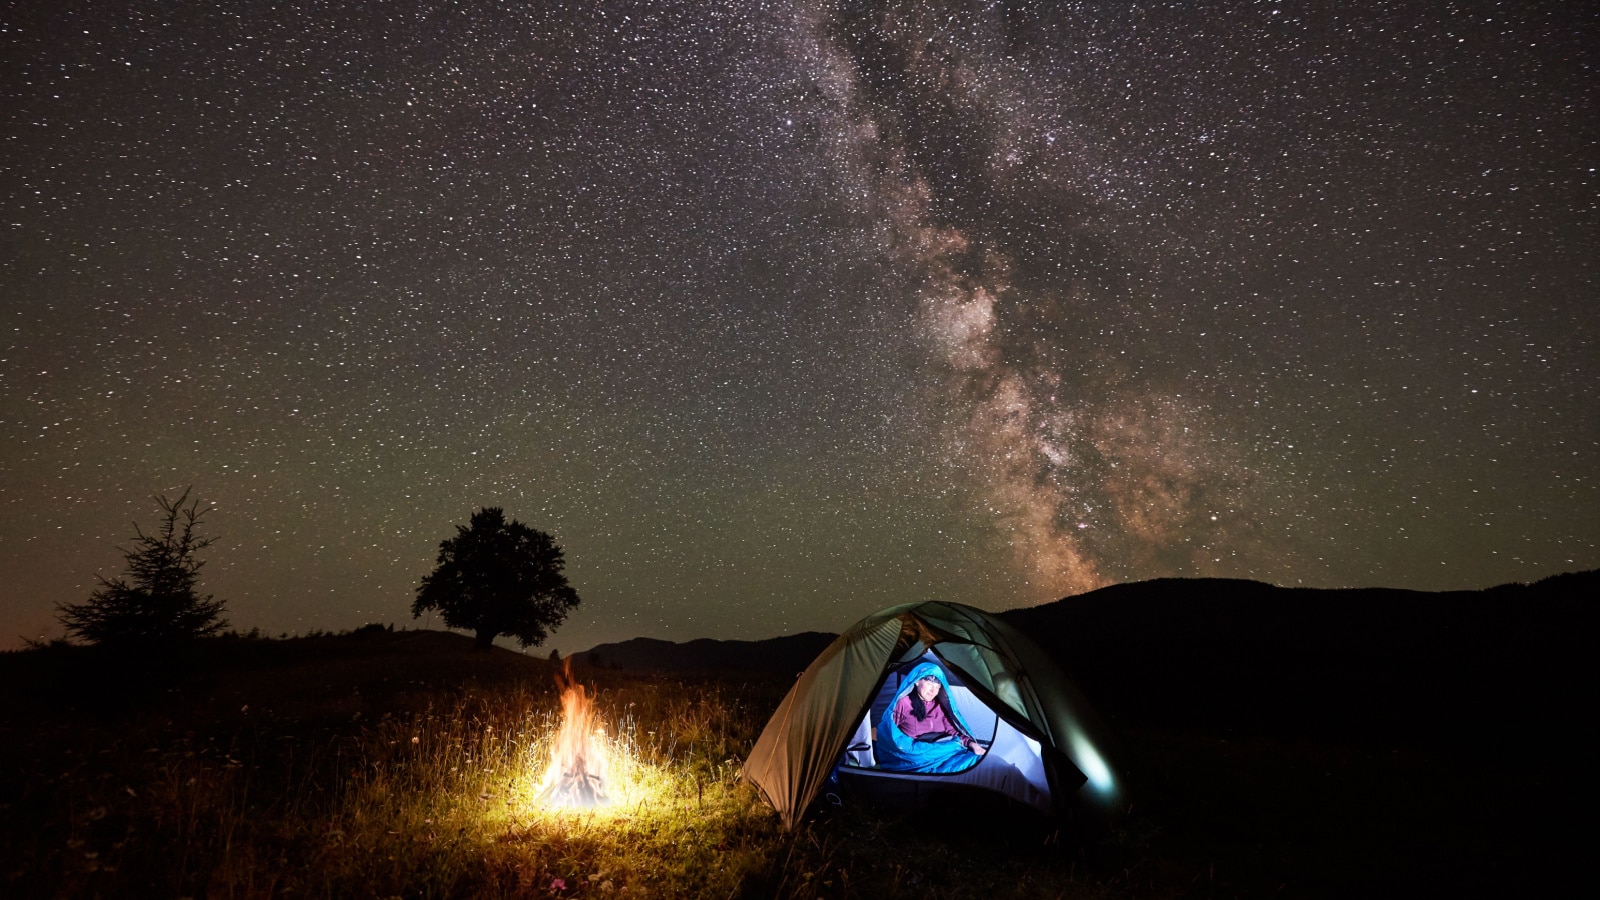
[739,613,902,828]
[742,601,1123,830]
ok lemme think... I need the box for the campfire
[536,658,611,808]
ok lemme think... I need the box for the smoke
[793,1,1257,599]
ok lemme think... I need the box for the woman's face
[915,677,940,702]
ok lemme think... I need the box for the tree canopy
[57,489,229,645]
[412,508,580,650]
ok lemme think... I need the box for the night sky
[3,1,1594,653]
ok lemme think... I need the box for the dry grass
[0,632,1136,898]
[3,629,1572,898]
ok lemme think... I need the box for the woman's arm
[892,695,915,736]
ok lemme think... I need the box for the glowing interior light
[1070,734,1115,796]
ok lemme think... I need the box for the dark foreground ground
[1,588,1593,897]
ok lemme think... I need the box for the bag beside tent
[742,601,1123,829]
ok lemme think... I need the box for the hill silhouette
[571,631,835,675]
[574,571,1595,751]
[1003,570,1595,750]
[0,627,549,719]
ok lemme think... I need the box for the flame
[536,658,610,808]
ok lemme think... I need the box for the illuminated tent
[743,601,1123,829]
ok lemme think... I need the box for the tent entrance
[834,651,1054,814]
[839,652,997,774]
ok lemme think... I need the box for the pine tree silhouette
[57,489,228,644]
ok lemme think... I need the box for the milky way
[795,2,1269,595]
[2,1,1594,650]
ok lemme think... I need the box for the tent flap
[741,615,903,829]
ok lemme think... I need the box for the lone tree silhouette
[57,489,228,644]
[413,507,580,650]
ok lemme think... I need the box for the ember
[536,658,610,808]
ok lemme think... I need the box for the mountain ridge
[574,570,1596,745]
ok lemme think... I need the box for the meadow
[0,627,1578,898]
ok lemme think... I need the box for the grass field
[0,628,1581,898]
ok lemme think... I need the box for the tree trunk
[474,628,496,651]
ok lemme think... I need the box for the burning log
[536,658,610,808]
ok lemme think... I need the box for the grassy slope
[0,632,1122,898]
[0,625,1587,898]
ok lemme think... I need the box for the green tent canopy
[743,601,1124,829]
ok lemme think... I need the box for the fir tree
[57,489,228,644]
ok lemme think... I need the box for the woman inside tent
[876,662,988,773]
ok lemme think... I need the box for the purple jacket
[893,694,963,742]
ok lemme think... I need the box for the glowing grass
[1,638,1164,897]
[303,679,788,896]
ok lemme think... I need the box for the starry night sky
[3,1,1595,652]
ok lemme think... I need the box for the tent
[743,601,1123,829]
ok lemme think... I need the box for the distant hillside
[0,627,553,719]
[572,571,1595,750]
[999,570,1596,748]
[571,632,836,676]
